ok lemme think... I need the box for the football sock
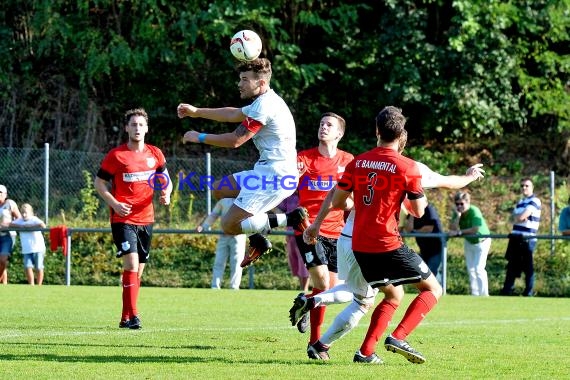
[267,213,287,228]
[360,299,398,356]
[309,288,326,344]
[320,300,367,346]
[392,291,438,341]
[132,274,140,317]
[312,283,353,306]
[240,214,271,234]
[121,271,138,320]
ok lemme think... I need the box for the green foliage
[1,1,568,151]
[78,170,99,222]
[5,228,568,297]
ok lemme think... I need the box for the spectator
[0,268,6,284]
[10,203,46,285]
[500,178,541,297]
[0,184,21,284]
[403,203,444,281]
[449,192,491,296]
[197,198,246,290]
[558,196,570,235]
[278,193,310,293]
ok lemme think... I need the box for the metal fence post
[248,265,255,289]
[44,143,49,225]
[66,230,71,286]
[206,152,212,215]
[550,170,555,256]
[441,236,447,295]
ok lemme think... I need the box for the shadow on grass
[0,341,215,350]
[0,351,331,365]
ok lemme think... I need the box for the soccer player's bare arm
[331,187,351,210]
[177,104,244,123]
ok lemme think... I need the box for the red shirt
[338,147,423,252]
[297,147,354,238]
[98,144,167,225]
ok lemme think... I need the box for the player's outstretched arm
[177,103,244,123]
[420,163,485,190]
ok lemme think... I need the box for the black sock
[267,212,279,228]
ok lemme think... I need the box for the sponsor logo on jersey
[123,170,155,182]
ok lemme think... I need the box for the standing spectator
[449,192,491,296]
[10,203,46,285]
[278,193,310,293]
[178,58,307,269]
[0,184,21,284]
[558,196,570,235]
[403,203,444,281]
[197,198,246,290]
[95,108,172,329]
[500,178,541,297]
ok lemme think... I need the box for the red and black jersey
[338,147,423,252]
[97,144,167,225]
[297,147,354,238]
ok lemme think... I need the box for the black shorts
[295,235,338,273]
[354,244,432,288]
[111,223,153,264]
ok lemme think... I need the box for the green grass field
[1,285,568,379]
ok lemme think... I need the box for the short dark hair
[237,58,272,82]
[124,108,149,126]
[454,191,471,203]
[376,106,406,143]
[321,112,346,134]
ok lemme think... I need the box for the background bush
[6,229,570,297]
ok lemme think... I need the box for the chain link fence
[0,146,256,224]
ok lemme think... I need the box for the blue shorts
[0,234,14,256]
[23,252,45,270]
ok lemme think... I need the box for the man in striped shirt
[500,178,541,297]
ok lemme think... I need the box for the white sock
[313,283,353,306]
[275,213,287,227]
[240,214,271,234]
[320,300,367,346]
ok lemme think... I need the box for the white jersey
[341,161,436,237]
[241,89,297,166]
[12,216,46,254]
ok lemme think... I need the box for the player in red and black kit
[95,108,172,330]
[287,112,354,352]
[331,106,442,364]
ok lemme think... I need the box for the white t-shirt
[11,216,46,254]
[241,89,297,165]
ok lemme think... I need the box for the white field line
[1,316,569,340]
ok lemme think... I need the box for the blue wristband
[198,133,207,143]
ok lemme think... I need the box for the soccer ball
[230,30,262,62]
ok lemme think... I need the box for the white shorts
[337,234,377,304]
[233,161,297,215]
